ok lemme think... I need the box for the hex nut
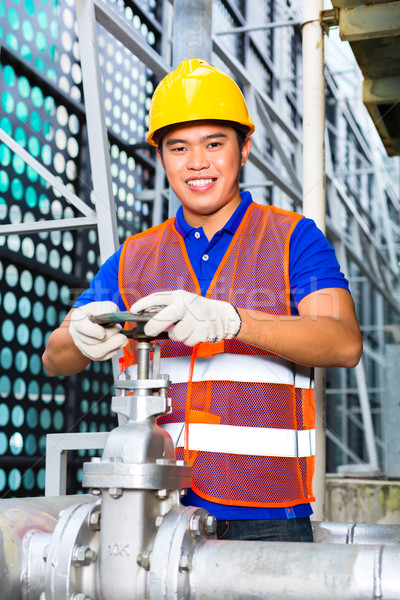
[108,487,123,498]
[137,551,151,570]
[189,514,203,537]
[179,554,191,571]
[155,515,164,529]
[155,488,168,499]
[72,545,97,567]
[204,514,217,535]
[89,511,101,531]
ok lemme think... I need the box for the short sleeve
[72,246,125,310]
[289,218,349,311]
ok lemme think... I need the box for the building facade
[0,0,399,497]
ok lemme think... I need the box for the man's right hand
[69,301,128,361]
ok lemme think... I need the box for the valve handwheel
[90,309,169,340]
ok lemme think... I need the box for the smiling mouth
[186,178,216,187]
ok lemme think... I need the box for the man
[43,59,362,542]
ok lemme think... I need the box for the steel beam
[363,75,400,156]
[212,38,301,144]
[0,128,96,219]
[93,0,170,80]
[0,217,97,236]
[363,74,400,105]
[45,432,109,496]
[338,2,400,42]
[216,20,301,35]
[75,0,119,264]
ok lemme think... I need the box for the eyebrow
[165,132,228,146]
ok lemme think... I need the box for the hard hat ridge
[146,58,255,147]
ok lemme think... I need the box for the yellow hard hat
[146,58,255,147]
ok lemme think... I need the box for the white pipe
[302,0,326,230]
[302,0,326,522]
[190,539,400,600]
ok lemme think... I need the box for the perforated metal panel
[0,0,161,497]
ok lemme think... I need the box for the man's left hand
[130,290,241,346]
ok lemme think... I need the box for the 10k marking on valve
[108,543,130,557]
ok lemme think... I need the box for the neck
[182,196,242,241]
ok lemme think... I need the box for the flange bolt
[72,545,97,567]
[204,514,217,535]
[137,550,151,570]
[108,487,123,498]
[189,514,203,537]
[155,488,168,499]
[89,511,101,531]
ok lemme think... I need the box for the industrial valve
[20,311,216,600]
[5,311,400,600]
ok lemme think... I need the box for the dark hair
[234,128,248,151]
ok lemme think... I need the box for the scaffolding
[0,0,399,508]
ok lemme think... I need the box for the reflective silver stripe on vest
[160,422,316,458]
[127,354,314,389]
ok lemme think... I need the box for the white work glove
[69,301,128,361]
[130,290,241,346]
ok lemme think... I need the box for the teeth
[187,179,214,187]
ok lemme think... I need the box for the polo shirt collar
[174,191,253,239]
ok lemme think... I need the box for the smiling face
[157,121,251,237]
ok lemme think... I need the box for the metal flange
[83,460,191,492]
[22,501,100,600]
[148,505,216,600]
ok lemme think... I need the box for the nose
[186,147,210,170]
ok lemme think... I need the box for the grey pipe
[0,495,96,600]
[1,494,400,600]
[190,538,400,600]
[313,520,400,545]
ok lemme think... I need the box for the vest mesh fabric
[120,203,315,507]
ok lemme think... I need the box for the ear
[156,147,165,168]
[240,138,252,167]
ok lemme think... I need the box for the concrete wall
[326,478,400,524]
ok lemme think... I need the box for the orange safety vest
[119,202,316,508]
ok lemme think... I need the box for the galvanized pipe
[0,496,95,600]
[313,520,400,545]
[172,0,212,70]
[302,0,327,522]
[2,498,400,599]
[190,538,400,600]
[3,351,399,600]
[169,0,212,218]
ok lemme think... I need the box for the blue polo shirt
[74,192,349,519]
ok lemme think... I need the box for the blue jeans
[216,517,314,542]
